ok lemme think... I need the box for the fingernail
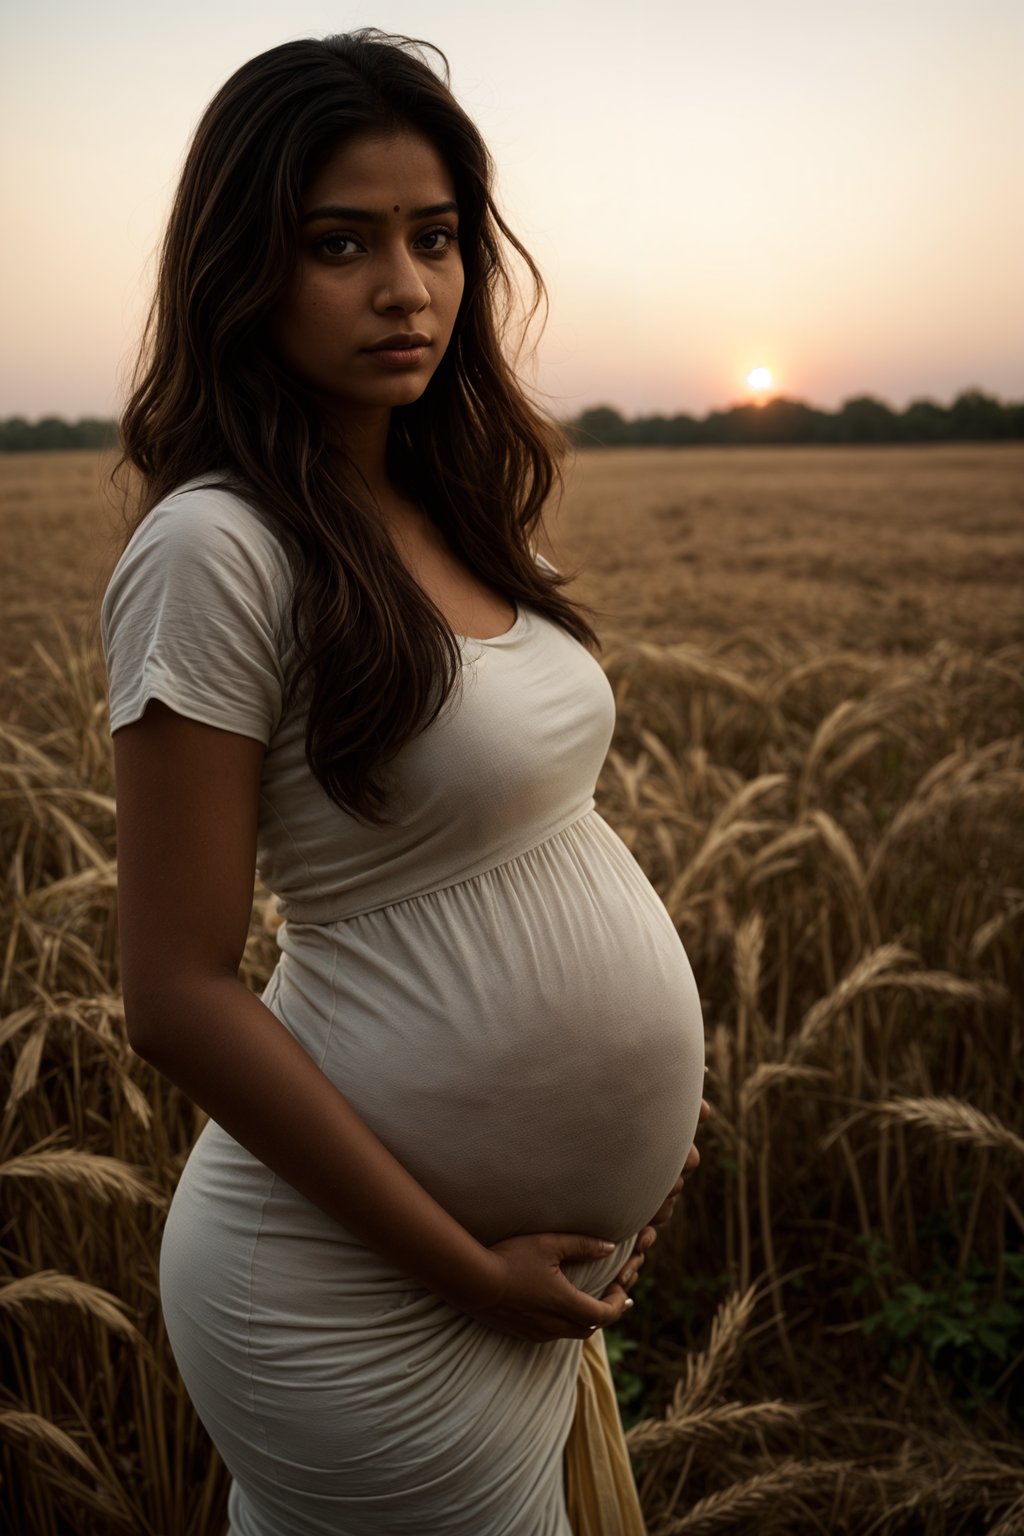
[600,1241,615,1253]
[624,1298,635,1309]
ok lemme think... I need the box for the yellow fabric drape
[564,1328,648,1536]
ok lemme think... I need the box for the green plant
[604,1333,647,1426]
[854,1235,1024,1417]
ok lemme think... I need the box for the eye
[415,225,459,254]
[315,233,364,258]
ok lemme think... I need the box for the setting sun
[746,366,774,396]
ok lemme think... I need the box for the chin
[331,377,437,413]
[383,378,435,406]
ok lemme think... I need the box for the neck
[327,404,393,505]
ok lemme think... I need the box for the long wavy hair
[116,29,597,822]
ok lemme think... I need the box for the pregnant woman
[102,30,706,1535]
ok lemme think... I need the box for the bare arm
[113,699,501,1312]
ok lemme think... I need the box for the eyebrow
[300,200,458,225]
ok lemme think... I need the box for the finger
[600,1245,649,1299]
[627,1224,657,1260]
[599,1280,628,1303]
[616,1254,643,1287]
[606,1239,648,1284]
[683,1143,700,1175]
[574,1284,635,1333]
[574,1259,635,1308]
[653,1193,680,1228]
[652,1179,684,1219]
[699,1096,712,1122]
[556,1234,621,1265]
[582,1288,635,1331]
[638,1225,657,1251]
[627,1250,645,1273]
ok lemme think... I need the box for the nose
[372,244,430,316]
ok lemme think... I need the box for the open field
[2,444,1023,695]
[2,445,1023,1533]
[555,444,1024,655]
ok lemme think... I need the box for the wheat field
[2,445,1023,1534]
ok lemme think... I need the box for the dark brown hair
[117,29,596,821]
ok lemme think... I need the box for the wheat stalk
[969,896,1024,959]
[767,651,889,707]
[732,910,765,1015]
[797,685,923,807]
[655,1457,857,1535]
[988,1493,1024,1536]
[0,1407,100,1478]
[0,1000,46,1052]
[871,1096,1024,1159]
[738,1063,829,1117]
[666,775,787,909]
[866,742,1024,881]
[19,860,118,912]
[789,942,918,1060]
[603,641,768,710]
[627,1398,808,1457]
[671,1286,758,1416]
[5,1021,48,1107]
[0,1148,165,1206]
[0,1270,141,1339]
[822,726,886,786]
[806,807,867,897]
[745,822,820,886]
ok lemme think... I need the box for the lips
[363,333,431,352]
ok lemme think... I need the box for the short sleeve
[100,487,289,745]
[532,547,559,576]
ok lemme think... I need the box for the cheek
[272,283,341,365]
[270,287,309,358]
[287,283,330,334]
[440,264,466,324]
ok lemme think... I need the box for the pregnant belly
[272,812,706,1245]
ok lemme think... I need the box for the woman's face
[271,128,465,422]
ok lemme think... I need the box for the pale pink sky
[1,0,1021,419]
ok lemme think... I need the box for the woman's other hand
[458,1232,635,1342]
[600,1096,713,1304]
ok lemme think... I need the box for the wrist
[430,1244,504,1313]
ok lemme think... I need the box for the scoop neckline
[455,605,528,648]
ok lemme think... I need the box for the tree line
[0,417,119,452]
[1,388,1021,452]
[566,389,1023,447]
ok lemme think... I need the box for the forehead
[302,130,457,210]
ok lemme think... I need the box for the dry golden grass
[2,445,1023,1533]
[0,450,124,696]
[553,443,1024,655]
[3,441,1023,696]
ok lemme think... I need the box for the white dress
[101,481,706,1536]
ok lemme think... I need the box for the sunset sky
[1,0,1021,420]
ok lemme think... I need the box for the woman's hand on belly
[457,1231,636,1343]
[602,1096,713,1301]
